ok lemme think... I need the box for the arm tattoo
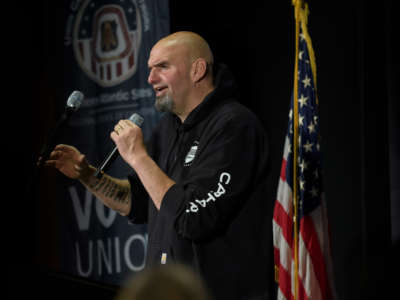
[115,187,130,204]
[88,176,130,204]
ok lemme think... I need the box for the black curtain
[386,0,400,288]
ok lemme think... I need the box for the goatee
[155,93,174,113]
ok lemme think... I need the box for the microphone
[94,113,144,178]
[38,90,84,167]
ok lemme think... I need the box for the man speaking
[45,31,273,300]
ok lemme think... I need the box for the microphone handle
[94,113,144,178]
[94,147,119,179]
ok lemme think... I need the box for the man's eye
[158,63,169,69]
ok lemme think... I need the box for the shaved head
[156,31,214,65]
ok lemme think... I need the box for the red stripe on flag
[276,257,292,300]
[280,158,287,181]
[273,200,293,248]
[300,215,331,300]
[298,275,309,300]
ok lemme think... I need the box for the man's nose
[147,69,157,84]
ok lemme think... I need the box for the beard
[155,93,175,113]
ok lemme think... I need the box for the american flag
[272,6,337,300]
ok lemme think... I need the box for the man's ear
[191,58,208,83]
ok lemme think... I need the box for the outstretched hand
[43,144,92,180]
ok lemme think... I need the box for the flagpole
[273,3,337,299]
[292,1,302,300]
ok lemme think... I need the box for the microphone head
[67,90,84,111]
[129,113,144,127]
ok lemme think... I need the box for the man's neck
[176,85,215,123]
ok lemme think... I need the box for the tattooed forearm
[78,167,131,216]
[106,180,117,198]
[102,178,113,195]
[115,186,130,203]
[87,176,130,204]
[88,176,105,191]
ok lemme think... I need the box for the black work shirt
[127,64,273,300]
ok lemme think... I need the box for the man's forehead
[148,42,186,66]
[148,49,171,67]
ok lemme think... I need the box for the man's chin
[155,95,174,113]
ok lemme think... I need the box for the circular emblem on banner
[73,0,142,87]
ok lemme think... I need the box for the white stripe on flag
[276,179,293,216]
[299,235,323,300]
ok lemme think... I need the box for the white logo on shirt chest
[184,140,199,166]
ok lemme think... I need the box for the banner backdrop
[58,0,169,285]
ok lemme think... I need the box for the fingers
[47,146,84,167]
[49,148,68,160]
[54,144,74,152]
[77,153,87,164]
[37,144,68,165]
[110,130,118,142]
[122,119,136,127]
[48,149,62,160]
[114,120,127,135]
[114,124,122,135]
[113,120,129,135]
[113,119,139,135]
[43,158,64,170]
[74,164,83,171]
[47,145,74,159]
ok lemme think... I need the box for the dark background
[6,0,399,299]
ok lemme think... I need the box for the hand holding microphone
[94,113,144,178]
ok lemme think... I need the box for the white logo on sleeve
[186,172,232,213]
[184,141,199,166]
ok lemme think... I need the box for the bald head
[156,31,214,66]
